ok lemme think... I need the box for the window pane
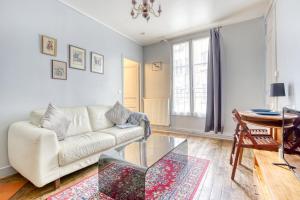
[172,42,190,114]
[193,37,209,116]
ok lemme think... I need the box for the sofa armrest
[140,121,146,129]
[8,121,60,187]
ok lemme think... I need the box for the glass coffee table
[98,134,188,199]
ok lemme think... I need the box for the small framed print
[69,45,86,70]
[91,52,104,74]
[41,35,57,56]
[152,62,162,71]
[52,60,67,80]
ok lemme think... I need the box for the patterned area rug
[47,153,209,200]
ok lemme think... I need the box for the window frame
[171,36,209,118]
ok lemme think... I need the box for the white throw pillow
[41,103,71,141]
[105,102,131,125]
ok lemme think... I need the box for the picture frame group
[69,46,104,74]
[41,34,105,80]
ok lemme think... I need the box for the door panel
[124,60,140,112]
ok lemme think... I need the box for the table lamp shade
[270,83,285,97]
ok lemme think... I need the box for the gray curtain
[205,28,222,133]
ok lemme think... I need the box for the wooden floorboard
[0,132,258,200]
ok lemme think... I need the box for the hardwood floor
[0,132,258,200]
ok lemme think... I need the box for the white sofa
[8,105,145,187]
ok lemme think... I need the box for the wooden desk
[254,150,300,200]
[239,111,297,143]
[238,112,300,199]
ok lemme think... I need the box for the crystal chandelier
[131,0,162,21]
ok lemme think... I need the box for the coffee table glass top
[99,134,187,169]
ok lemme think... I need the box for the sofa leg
[54,178,60,189]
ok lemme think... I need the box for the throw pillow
[41,103,71,141]
[105,102,131,125]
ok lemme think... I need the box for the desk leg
[274,128,278,142]
[270,128,278,143]
[277,128,283,144]
[270,128,273,137]
[272,128,283,144]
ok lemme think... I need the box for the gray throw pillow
[41,103,71,141]
[105,102,131,125]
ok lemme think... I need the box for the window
[172,37,209,116]
[172,42,190,115]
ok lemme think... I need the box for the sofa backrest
[30,106,93,137]
[87,105,114,131]
[62,107,92,137]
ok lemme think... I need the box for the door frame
[122,56,142,112]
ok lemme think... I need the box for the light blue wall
[221,18,266,134]
[143,18,266,135]
[276,0,300,109]
[0,0,143,176]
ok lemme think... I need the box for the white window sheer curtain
[193,38,209,116]
[172,42,190,115]
[172,38,209,117]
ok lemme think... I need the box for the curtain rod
[160,25,223,44]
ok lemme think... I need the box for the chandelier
[131,0,162,21]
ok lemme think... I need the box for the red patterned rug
[47,153,209,200]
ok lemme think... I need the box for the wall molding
[0,165,16,179]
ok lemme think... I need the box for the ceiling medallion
[131,0,162,21]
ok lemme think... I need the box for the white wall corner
[0,165,17,179]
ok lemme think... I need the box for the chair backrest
[232,109,250,132]
[284,107,300,128]
[283,107,300,142]
[232,109,257,145]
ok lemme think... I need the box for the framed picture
[90,52,104,74]
[41,35,57,56]
[152,62,162,71]
[52,60,67,80]
[69,45,86,70]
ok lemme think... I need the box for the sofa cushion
[100,126,144,144]
[58,132,116,166]
[30,109,45,127]
[87,105,114,131]
[41,103,71,141]
[30,106,92,137]
[105,102,131,125]
[61,107,92,137]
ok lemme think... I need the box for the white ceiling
[58,0,270,46]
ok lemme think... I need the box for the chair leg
[230,137,236,165]
[238,147,243,165]
[230,125,238,165]
[231,145,241,180]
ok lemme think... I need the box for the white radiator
[143,98,170,126]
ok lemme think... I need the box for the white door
[124,59,140,112]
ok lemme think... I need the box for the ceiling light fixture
[131,0,162,22]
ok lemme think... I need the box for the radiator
[143,98,170,126]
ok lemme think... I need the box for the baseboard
[153,127,233,140]
[0,165,17,179]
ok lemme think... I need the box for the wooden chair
[230,109,279,180]
[283,113,300,155]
